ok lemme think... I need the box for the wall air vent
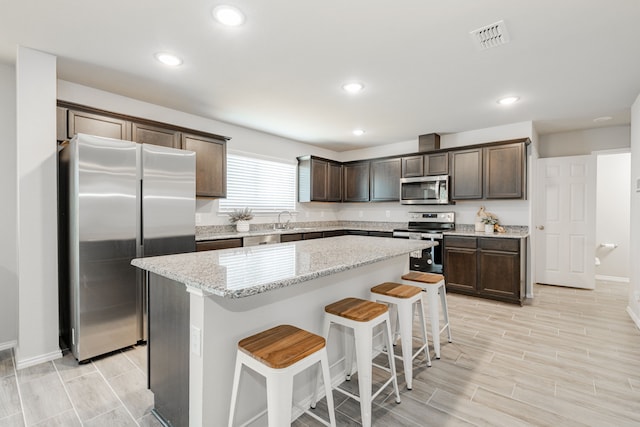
[470,20,510,50]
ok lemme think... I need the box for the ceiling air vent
[470,20,510,50]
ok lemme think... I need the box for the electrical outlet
[385,210,390,218]
[195,213,202,224]
[358,211,363,218]
[305,211,310,218]
[321,211,325,218]
[190,325,201,357]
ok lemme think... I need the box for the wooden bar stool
[401,272,452,359]
[228,324,336,427]
[313,297,401,427]
[370,282,431,390]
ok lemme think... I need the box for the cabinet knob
[537,225,545,230]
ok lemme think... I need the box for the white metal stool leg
[439,284,453,343]
[319,349,337,427]
[424,285,443,358]
[353,322,374,427]
[227,354,244,427]
[266,371,294,426]
[416,299,432,368]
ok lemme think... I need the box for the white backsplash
[197,198,529,227]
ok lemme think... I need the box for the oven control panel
[408,211,455,223]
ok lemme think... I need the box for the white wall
[15,47,61,368]
[595,152,631,281]
[441,121,535,149]
[538,126,630,158]
[628,93,640,328]
[0,63,18,347]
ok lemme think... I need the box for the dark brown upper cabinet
[424,152,449,175]
[67,110,131,141]
[450,139,527,200]
[132,122,181,149]
[401,155,424,178]
[182,133,227,198]
[343,161,370,202]
[450,148,483,200]
[297,156,342,202]
[483,142,525,199]
[327,161,343,202]
[370,157,401,201]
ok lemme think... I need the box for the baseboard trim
[627,306,640,331]
[15,349,62,370]
[595,275,630,283]
[0,341,17,352]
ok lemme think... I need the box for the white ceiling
[1,1,639,151]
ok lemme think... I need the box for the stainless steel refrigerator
[59,133,195,362]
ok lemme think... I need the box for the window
[219,152,296,213]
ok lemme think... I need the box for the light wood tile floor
[0,345,161,427]
[1,281,639,426]
[295,281,640,426]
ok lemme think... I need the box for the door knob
[537,225,545,230]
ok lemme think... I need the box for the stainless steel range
[393,212,455,274]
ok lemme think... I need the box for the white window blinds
[219,153,297,213]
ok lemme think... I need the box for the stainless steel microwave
[400,175,449,204]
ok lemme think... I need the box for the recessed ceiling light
[342,82,365,94]
[497,96,519,105]
[593,116,613,123]
[212,5,245,26]
[154,52,182,66]
[353,129,366,136]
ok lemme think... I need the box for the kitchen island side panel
[149,273,190,427]
[192,255,409,426]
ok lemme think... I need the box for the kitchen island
[132,235,434,427]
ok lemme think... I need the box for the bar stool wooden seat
[401,272,452,359]
[313,297,400,427]
[228,324,336,427]
[370,282,431,390]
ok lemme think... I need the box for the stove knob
[427,259,432,265]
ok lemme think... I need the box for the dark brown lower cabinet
[196,238,242,251]
[280,233,303,242]
[444,236,525,304]
[302,232,323,240]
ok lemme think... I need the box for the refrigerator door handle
[140,178,144,245]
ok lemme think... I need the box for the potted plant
[228,207,254,232]
[482,217,498,234]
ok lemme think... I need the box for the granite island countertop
[132,235,434,298]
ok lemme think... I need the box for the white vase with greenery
[482,217,497,234]
[229,208,254,233]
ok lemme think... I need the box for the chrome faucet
[275,211,292,230]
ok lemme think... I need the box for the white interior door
[535,155,596,289]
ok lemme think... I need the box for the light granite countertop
[195,221,529,241]
[132,235,434,298]
[195,221,400,241]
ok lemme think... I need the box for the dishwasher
[243,234,281,247]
